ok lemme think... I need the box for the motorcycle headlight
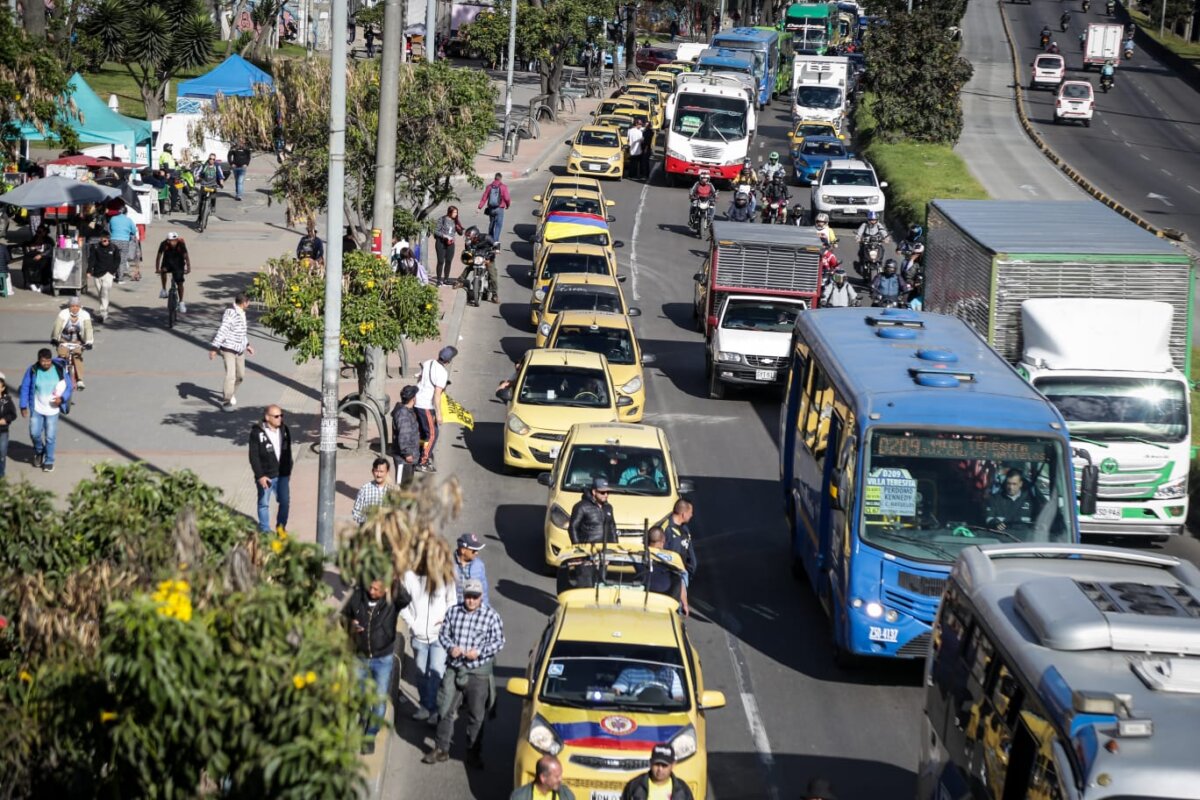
[538,322,551,338]
[549,503,571,529]
[1155,477,1188,500]
[669,724,698,762]
[506,413,531,436]
[570,149,584,159]
[821,194,835,204]
[620,376,643,394]
[716,351,742,363]
[528,714,563,755]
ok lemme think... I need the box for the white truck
[1019,299,1191,538]
[664,80,757,184]
[1082,22,1123,69]
[791,55,850,130]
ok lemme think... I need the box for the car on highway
[498,348,633,471]
[529,243,620,324]
[543,310,654,422]
[533,176,612,217]
[792,135,854,185]
[809,158,887,223]
[1054,80,1095,126]
[534,274,634,346]
[536,422,688,564]
[565,125,626,179]
[507,544,724,800]
[1029,53,1066,89]
[787,119,845,162]
[635,45,677,73]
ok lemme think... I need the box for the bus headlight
[1155,477,1187,499]
[669,724,698,762]
[507,413,531,436]
[865,601,884,619]
[528,714,563,755]
[667,148,686,161]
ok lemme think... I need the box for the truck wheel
[707,368,725,400]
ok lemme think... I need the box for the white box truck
[791,55,849,130]
[1083,22,1123,69]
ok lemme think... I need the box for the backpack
[486,184,502,209]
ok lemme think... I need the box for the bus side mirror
[1079,464,1099,516]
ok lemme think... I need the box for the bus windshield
[1034,377,1189,443]
[861,430,1074,563]
[672,96,748,141]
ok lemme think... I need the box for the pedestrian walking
[208,293,255,411]
[434,206,465,285]
[155,232,191,313]
[249,404,292,534]
[627,120,646,180]
[391,384,421,486]
[50,297,94,390]
[620,744,694,800]
[657,498,697,585]
[511,755,576,800]
[569,477,618,545]
[0,373,17,479]
[18,348,73,473]
[107,206,138,282]
[87,233,121,322]
[342,575,412,755]
[452,532,490,604]
[478,173,511,247]
[639,122,654,180]
[400,568,455,723]
[414,346,456,472]
[365,25,377,57]
[352,457,395,524]
[422,577,505,768]
[226,141,252,201]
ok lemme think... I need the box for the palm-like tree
[82,0,217,120]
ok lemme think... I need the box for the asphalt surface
[1002,0,1200,241]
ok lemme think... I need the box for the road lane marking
[1139,153,1150,160]
[628,163,661,302]
[643,412,739,425]
[1189,186,1200,194]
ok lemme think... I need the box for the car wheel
[1083,118,1091,127]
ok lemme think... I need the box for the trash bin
[502,129,520,162]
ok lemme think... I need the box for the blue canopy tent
[177,54,273,101]
[16,74,153,166]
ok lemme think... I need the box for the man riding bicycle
[51,296,94,390]
[156,232,192,313]
[196,153,225,219]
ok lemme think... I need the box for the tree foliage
[0,11,78,154]
[249,250,440,365]
[862,11,973,144]
[80,0,217,119]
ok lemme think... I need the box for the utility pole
[717,0,726,33]
[624,3,636,74]
[500,0,519,148]
[426,0,436,62]
[317,0,351,554]
[1159,0,1167,37]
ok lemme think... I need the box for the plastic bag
[53,256,75,282]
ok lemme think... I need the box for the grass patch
[83,62,210,120]
[853,93,988,227]
[1127,7,1200,70]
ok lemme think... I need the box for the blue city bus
[778,309,1090,663]
[710,27,780,109]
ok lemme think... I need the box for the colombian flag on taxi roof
[546,211,607,227]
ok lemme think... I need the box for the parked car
[635,45,676,73]
[1054,80,1095,126]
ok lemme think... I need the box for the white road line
[1189,186,1200,194]
[1139,153,1151,160]
[740,691,777,771]
[628,163,661,302]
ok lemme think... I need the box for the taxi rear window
[541,253,612,279]
[553,325,635,366]
[549,287,622,314]
[544,231,612,248]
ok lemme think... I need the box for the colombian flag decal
[553,719,683,751]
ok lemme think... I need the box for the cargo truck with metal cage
[923,199,1195,539]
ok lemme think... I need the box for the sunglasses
[268,413,283,419]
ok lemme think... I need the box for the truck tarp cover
[710,220,824,295]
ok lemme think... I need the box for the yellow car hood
[538,704,692,753]
[574,143,621,159]
[517,404,618,434]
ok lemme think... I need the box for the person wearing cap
[453,533,490,606]
[352,457,395,524]
[414,346,457,472]
[569,476,618,545]
[0,372,17,479]
[510,754,576,800]
[87,232,122,322]
[425,576,505,768]
[803,777,838,800]
[342,574,412,755]
[391,384,421,486]
[620,744,694,800]
[155,231,191,313]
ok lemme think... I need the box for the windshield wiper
[872,528,956,561]
[545,697,604,710]
[1124,435,1170,450]
[609,486,664,496]
[1068,434,1110,449]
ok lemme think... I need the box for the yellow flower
[276,526,288,540]
[179,562,189,571]
[270,539,284,554]
[290,284,299,293]
[305,671,317,685]
[174,580,190,594]
[19,670,32,683]
[292,674,306,690]
[100,710,118,723]
[365,280,376,289]
[332,681,342,693]
[424,303,433,311]
[253,277,261,285]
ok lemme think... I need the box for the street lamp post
[1159,0,1167,38]
[500,0,518,149]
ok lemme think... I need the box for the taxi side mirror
[537,472,552,486]
[641,353,656,366]
[497,387,514,402]
[677,478,694,494]
[532,208,542,217]
[606,199,616,207]
[617,274,627,283]
[616,395,634,408]
[693,272,703,283]
[564,139,573,145]
[506,677,532,698]
[699,690,726,710]
[532,195,542,202]
[628,307,642,317]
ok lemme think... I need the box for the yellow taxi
[499,349,634,471]
[529,244,619,324]
[660,62,691,77]
[533,216,614,267]
[535,422,688,564]
[565,125,626,179]
[544,311,653,422]
[788,118,846,145]
[533,176,611,217]
[621,87,664,129]
[643,70,677,96]
[507,544,723,798]
[594,113,636,145]
[534,274,634,347]
[533,188,615,244]
[593,98,642,121]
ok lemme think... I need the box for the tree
[80,0,217,120]
[862,11,973,144]
[0,12,78,153]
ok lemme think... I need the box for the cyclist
[155,232,192,313]
[51,296,94,390]
[195,153,225,220]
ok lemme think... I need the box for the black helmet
[463,225,481,242]
[883,259,897,274]
[908,223,923,238]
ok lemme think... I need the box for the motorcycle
[1040,31,1051,48]
[1123,45,1134,59]
[1060,13,1071,31]
[872,291,907,309]
[461,247,496,307]
[857,234,885,278]
[762,198,787,224]
[689,197,714,238]
[1100,72,1114,91]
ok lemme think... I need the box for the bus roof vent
[876,326,918,340]
[917,348,958,363]
[867,309,924,329]
[909,367,976,387]
[1015,576,1200,655]
[1131,657,1200,695]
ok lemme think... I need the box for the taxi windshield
[579,129,621,148]
[518,365,611,408]
[541,253,612,279]
[547,197,603,216]
[552,325,635,366]
[560,444,669,494]
[548,288,623,315]
[540,641,689,711]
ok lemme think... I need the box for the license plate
[549,445,562,459]
[591,792,621,800]
[1092,506,1122,520]
[868,626,899,643]
[586,163,603,172]
[842,208,859,215]
[755,369,777,381]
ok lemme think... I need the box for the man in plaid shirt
[352,457,394,524]
[424,578,504,768]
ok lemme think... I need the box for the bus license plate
[755,369,777,381]
[1092,505,1122,520]
[868,626,899,643]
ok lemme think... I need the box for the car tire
[1083,118,1091,127]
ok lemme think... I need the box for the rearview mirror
[699,689,727,710]
[879,181,888,188]
[677,479,694,494]
[693,272,704,283]
[628,307,642,317]
[532,195,542,202]
[616,395,634,408]
[532,208,542,217]
[606,200,615,207]
[641,353,657,365]
[564,139,572,145]
[506,677,532,698]
[497,387,514,402]
[536,472,552,486]
[1079,464,1100,516]
[608,215,616,223]
[617,274,627,283]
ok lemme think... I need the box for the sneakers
[29,284,39,293]
[421,748,449,764]
[159,289,168,299]
[33,453,44,469]
[76,380,85,390]
[415,463,436,473]
[42,463,54,473]
[411,707,431,721]
[222,403,236,413]
[178,302,187,314]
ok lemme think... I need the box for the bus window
[802,366,833,454]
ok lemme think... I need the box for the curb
[995,0,1190,244]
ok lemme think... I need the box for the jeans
[486,208,505,243]
[256,475,290,532]
[411,638,447,713]
[29,411,58,466]
[232,166,247,199]
[357,654,395,735]
[0,428,9,478]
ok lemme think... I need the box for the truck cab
[791,56,850,130]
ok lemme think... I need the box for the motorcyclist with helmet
[457,225,500,303]
[899,242,924,279]
[1100,58,1116,89]
[818,242,840,274]
[812,212,838,247]
[1060,11,1070,31]
[726,186,756,222]
[735,158,759,193]
[871,259,910,307]
[1047,40,1061,54]
[855,210,890,267]
[761,173,791,223]
[759,151,785,187]
[1040,25,1052,48]
[689,171,718,230]
[820,268,858,308]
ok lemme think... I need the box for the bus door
[827,420,856,610]
[796,361,836,588]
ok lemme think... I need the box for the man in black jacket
[391,384,420,486]
[249,404,293,533]
[226,141,252,201]
[342,575,411,754]
[568,477,617,545]
[87,233,122,323]
[620,744,694,800]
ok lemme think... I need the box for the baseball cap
[457,532,485,551]
[462,578,484,596]
[400,385,418,402]
[438,346,458,362]
[592,477,610,491]
[167,231,179,240]
[650,744,675,765]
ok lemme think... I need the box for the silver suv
[809,158,886,224]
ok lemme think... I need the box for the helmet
[699,169,710,179]
[866,210,878,221]
[772,172,784,184]
[911,243,925,254]
[768,151,779,162]
[463,225,481,242]
[735,184,751,196]
[742,158,752,168]
[735,194,748,206]
[832,268,846,282]
[908,223,923,238]
[163,143,174,152]
[815,212,829,225]
[883,258,897,274]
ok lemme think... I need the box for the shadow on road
[493,503,549,576]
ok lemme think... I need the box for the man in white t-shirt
[415,346,457,472]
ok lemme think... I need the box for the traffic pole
[317,0,351,554]
[425,0,436,62]
[500,0,518,150]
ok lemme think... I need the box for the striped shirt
[211,304,249,353]
[352,480,393,523]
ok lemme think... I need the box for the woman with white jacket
[401,569,456,722]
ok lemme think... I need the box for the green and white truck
[924,199,1195,537]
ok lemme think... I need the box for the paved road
[1002,0,1200,241]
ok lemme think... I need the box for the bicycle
[196,185,218,232]
[166,271,180,329]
